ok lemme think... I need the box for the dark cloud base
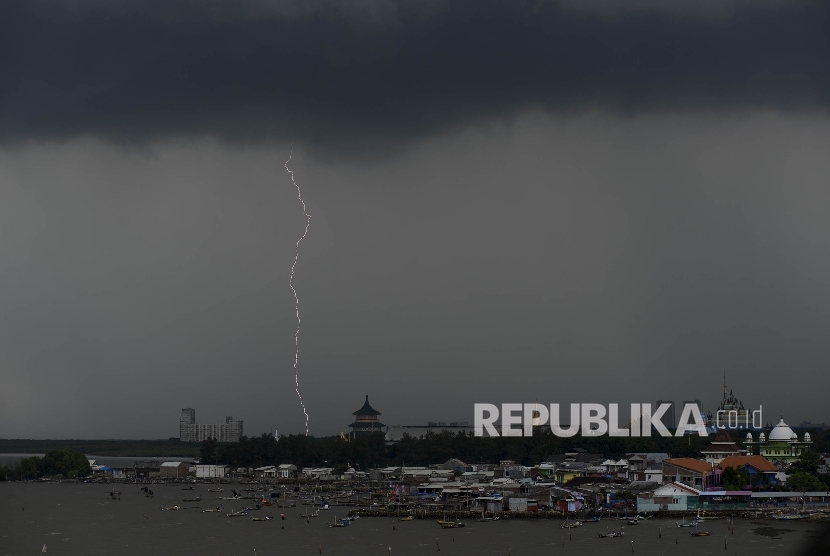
[1,0,828,156]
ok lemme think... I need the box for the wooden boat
[397,515,414,521]
[676,516,695,527]
[161,505,180,511]
[202,508,221,513]
[690,522,710,536]
[252,516,272,522]
[225,510,248,517]
[438,521,465,529]
[598,530,625,538]
[328,516,350,527]
[182,496,201,502]
[561,519,583,529]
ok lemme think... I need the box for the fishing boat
[397,515,414,522]
[676,516,695,527]
[561,519,583,529]
[182,496,201,502]
[328,516,350,528]
[252,516,272,522]
[690,522,710,536]
[225,510,248,517]
[598,530,625,538]
[437,520,466,529]
[161,505,180,511]
[202,508,221,513]
[774,513,809,520]
[207,488,224,492]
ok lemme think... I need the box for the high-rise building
[655,400,676,430]
[178,409,243,443]
[180,408,196,442]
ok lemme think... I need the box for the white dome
[759,432,766,441]
[768,418,795,441]
[746,432,753,441]
[804,432,812,442]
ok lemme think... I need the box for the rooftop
[353,395,382,416]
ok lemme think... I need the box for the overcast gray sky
[1,0,828,439]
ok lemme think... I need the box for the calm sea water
[0,482,824,556]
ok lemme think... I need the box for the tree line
[197,426,825,470]
[0,449,92,481]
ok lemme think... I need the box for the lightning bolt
[285,146,311,435]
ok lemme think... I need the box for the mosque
[744,417,812,465]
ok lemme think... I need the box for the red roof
[718,455,778,473]
[664,458,711,474]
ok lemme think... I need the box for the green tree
[39,449,92,478]
[791,450,821,476]
[200,438,218,463]
[722,466,749,490]
[787,471,825,511]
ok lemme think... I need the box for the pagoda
[348,395,385,439]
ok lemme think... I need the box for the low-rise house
[557,494,584,513]
[644,468,663,483]
[637,482,701,512]
[111,467,130,480]
[302,467,335,480]
[134,461,161,479]
[718,455,784,487]
[277,464,297,478]
[255,465,276,478]
[196,464,228,478]
[662,458,713,490]
[159,461,190,478]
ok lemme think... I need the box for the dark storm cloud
[1,0,827,154]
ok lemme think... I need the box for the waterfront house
[636,482,701,512]
[159,461,189,478]
[195,464,228,478]
[661,458,714,490]
[277,464,297,478]
[718,455,783,488]
[254,465,276,478]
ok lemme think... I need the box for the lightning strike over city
[285,147,311,436]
